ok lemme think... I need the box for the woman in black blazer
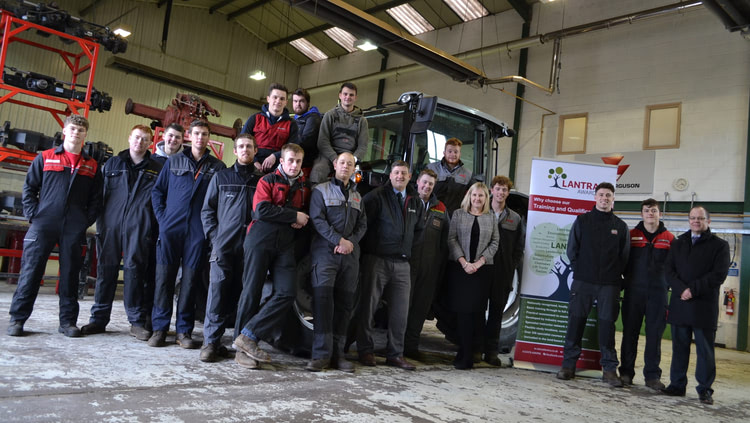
[446,182,499,369]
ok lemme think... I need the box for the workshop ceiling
[173,0,533,65]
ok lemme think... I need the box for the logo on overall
[548,167,568,189]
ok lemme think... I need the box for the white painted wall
[299,0,750,204]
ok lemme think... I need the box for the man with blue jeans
[661,206,729,405]
[149,120,226,348]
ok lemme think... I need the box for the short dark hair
[165,123,184,133]
[641,198,659,210]
[595,182,615,193]
[188,119,210,132]
[293,88,310,103]
[234,133,256,149]
[268,83,289,96]
[340,82,357,94]
[418,169,437,181]
[491,175,513,190]
[280,143,304,156]
[64,115,89,130]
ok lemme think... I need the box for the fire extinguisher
[724,289,735,315]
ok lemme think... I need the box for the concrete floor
[1,284,749,423]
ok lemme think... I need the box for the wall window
[644,102,681,149]
[557,113,588,155]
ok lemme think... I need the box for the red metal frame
[0,146,37,167]
[0,10,100,126]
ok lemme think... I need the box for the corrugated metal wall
[0,0,300,171]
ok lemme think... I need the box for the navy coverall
[309,177,367,360]
[9,145,102,327]
[87,149,162,329]
[201,162,261,346]
[151,148,225,335]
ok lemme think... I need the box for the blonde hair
[460,182,490,214]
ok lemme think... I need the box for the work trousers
[237,238,296,341]
[356,254,411,359]
[309,157,333,184]
[203,248,243,346]
[669,325,716,396]
[9,227,85,327]
[89,231,154,328]
[152,230,207,334]
[561,280,621,372]
[619,287,667,381]
[483,274,513,354]
[311,250,359,360]
[404,254,441,353]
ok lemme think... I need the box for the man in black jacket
[292,88,321,177]
[7,115,103,338]
[82,125,162,341]
[619,198,674,389]
[556,182,629,386]
[661,206,729,405]
[199,134,262,363]
[356,160,423,371]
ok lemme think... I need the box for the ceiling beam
[209,0,238,14]
[227,0,273,21]
[506,0,531,23]
[268,0,410,49]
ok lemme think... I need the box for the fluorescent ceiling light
[113,25,132,38]
[386,4,435,35]
[290,38,329,61]
[249,70,266,81]
[353,39,378,51]
[443,0,489,22]
[324,27,358,53]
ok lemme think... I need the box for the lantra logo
[547,166,597,194]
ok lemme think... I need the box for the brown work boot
[130,325,152,341]
[305,358,329,372]
[602,370,624,387]
[147,330,167,347]
[235,351,259,369]
[177,333,200,349]
[234,334,271,363]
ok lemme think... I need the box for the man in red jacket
[7,115,103,337]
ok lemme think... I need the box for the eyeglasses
[688,216,707,221]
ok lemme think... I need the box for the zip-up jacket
[152,148,226,239]
[361,181,424,260]
[201,162,262,255]
[426,158,476,214]
[567,206,630,285]
[23,144,103,231]
[317,104,368,162]
[310,177,367,251]
[493,206,525,288]
[295,106,322,168]
[411,194,449,256]
[247,166,311,248]
[625,221,674,292]
[98,149,162,242]
[241,105,300,165]
[665,228,729,329]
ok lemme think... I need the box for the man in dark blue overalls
[81,125,162,341]
[149,120,226,348]
[7,115,102,338]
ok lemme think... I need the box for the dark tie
[396,192,403,207]
[692,235,699,245]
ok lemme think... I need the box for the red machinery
[0,9,100,125]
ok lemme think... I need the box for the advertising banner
[574,150,655,194]
[513,158,617,374]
